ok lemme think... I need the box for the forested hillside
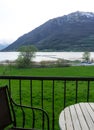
[3,11,94,52]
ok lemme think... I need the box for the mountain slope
[3,11,94,51]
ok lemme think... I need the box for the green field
[1,65,94,76]
[1,65,94,130]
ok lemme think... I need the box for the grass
[1,65,94,76]
[1,65,94,130]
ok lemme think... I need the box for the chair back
[0,86,12,129]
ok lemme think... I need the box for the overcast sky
[0,0,94,44]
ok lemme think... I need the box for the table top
[59,102,94,130]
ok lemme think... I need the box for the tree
[82,51,90,63]
[16,45,38,68]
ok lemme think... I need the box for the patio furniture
[59,102,94,130]
[0,85,49,130]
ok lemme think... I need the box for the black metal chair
[0,85,49,130]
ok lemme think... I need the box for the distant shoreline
[0,52,94,63]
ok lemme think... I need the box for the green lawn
[1,65,94,130]
[1,65,94,76]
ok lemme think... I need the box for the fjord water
[0,52,94,62]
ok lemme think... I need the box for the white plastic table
[59,102,94,130]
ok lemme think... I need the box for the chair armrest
[10,99,49,130]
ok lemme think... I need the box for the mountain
[3,11,94,51]
[0,42,9,50]
[0,44,6,50]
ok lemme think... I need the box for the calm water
[0,52,94,62]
